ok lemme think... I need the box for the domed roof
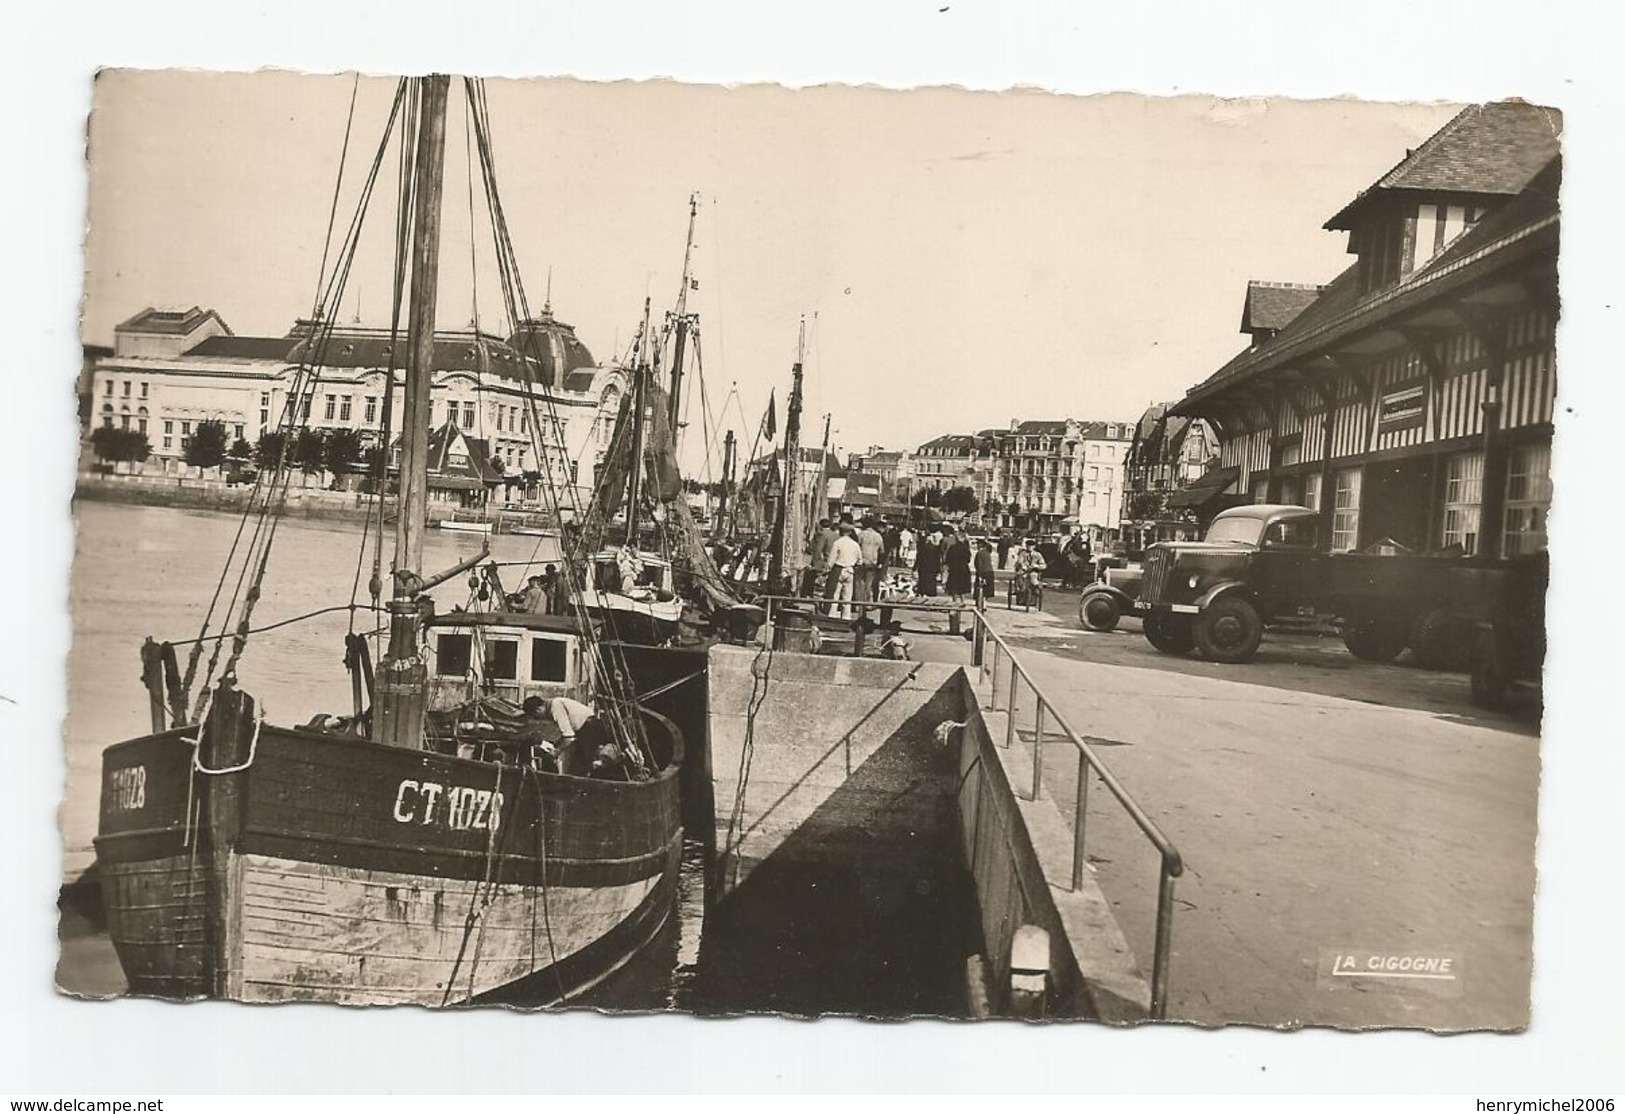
[506,307,596,389]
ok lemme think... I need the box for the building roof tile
[1240,282,1324,333]
[184,335,298,361]
[1326,101,1561,229]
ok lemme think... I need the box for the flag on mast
[761,390,777,441]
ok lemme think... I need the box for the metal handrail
[971,606,1185,1020]
[756,594,978,621]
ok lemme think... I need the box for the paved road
[979,586,1541,1030]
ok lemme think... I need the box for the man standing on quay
[809,517,836,599]
[829,523,863,619]
[855,516,886,604]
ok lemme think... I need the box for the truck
[1132,503,1487,665]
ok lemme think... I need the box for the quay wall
[74,473,392,526]
[950,668,1087,1016]
[702,645,981,1016]
[703,644,1131,1019]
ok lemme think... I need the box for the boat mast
[767,318,806,592]
[720,428,736,538]
[810,412,831,543]
[625,297,653,549]
[376,74,450,750]
[666,192,699,434]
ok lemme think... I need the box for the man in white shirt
[829,524,863,619]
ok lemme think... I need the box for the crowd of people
[797,513,1095,616]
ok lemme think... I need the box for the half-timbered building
[1171,101,1560,558]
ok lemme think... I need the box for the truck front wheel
[1196,596,1264,663]
[1143,611,1195,655]
[1342,617,1407,662]
[1078,590,1122,632]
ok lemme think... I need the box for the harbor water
[59,501,978,1017]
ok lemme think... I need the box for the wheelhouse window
[1503,443,1552,556]
[1331,468,1362,552]
[531,638,568,683]
[433,633,473,677]
[483,639,518,681]
[1441,450,1485,554]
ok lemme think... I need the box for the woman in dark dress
[916,530,942,596]
[944,530,973,604]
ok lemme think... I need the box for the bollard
[1009,924,1050,1019]
[948,608,961,635]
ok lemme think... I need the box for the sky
[83,71,1459,478]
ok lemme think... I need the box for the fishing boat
[567,196,757,645]
[93,75,684,1007]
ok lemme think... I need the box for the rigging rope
[188,80,410,717]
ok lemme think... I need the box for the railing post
[1071,749,1089,891]
[853,602,868,657]
[1004,668,1018,750]
[1030,701,1045,801]
[989,643,1000,711]
[1151,865,1177,1020]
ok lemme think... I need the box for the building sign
[1376,382,1427,433]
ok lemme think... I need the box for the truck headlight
[1188,575,1200,589]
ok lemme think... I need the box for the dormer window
[1411,201,1486,274]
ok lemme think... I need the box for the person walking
[997,531,1012,570]
[829,523,863,619]
[944,529,973,605]
[898,525,916,568]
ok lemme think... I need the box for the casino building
[1170,101,1560,558]
[87,303,624,503]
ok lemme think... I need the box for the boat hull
[95,723,681,1007]
[579,594,683,645]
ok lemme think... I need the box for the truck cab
[1135,504,1321,662]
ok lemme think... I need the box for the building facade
[87,305,623,504]
[1121,404,1222,524]
[986,418,1136,532]
[1170,102,1560,558]
[844,446,914,503]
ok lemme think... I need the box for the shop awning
[1166,466,1240,508]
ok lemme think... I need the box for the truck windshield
[1205,516,1265,546]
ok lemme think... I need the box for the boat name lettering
[392,779,502,831]
[109,765,146,811]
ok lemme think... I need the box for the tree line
[89,420,384,479]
